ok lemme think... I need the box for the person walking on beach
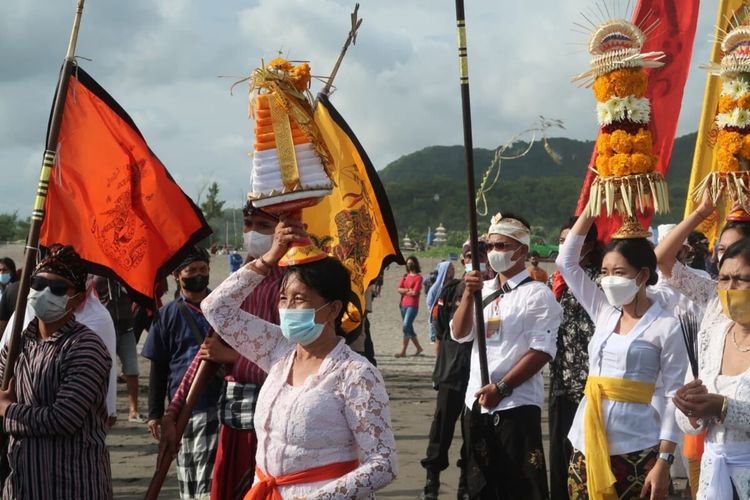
[420,240,489,500]
[142,247,222,499]
[396,255,424,358]
[451,212,561,499]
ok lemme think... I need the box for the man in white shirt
[451,212,562,499]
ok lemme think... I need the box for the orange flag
[39,66,211,302]
[302,95,404,333]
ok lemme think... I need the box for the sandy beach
[0,244,686,499]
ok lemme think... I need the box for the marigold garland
[592,68,648,102]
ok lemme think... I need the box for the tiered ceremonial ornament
[247,58,335,265]
[694,22,750,219]
[574,16,669,238]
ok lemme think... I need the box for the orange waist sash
[244,459,359,500]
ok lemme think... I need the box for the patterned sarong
[568,446,670,499]
[176,410,220,499]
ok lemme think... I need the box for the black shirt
[431,278,472,392]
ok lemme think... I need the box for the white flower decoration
[597,104,614,125]
[723,79,750,100]
[716,113,732,129]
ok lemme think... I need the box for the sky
[0,0,717,214]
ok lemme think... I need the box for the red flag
[575,0,700,241]
[39,66,211,302]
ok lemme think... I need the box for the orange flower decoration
[596,134,612,156]
[609,154,631,176]
[596,155,611,177]
[719,95,736,113]
[610,129,634,155]
[739,94,750,111]
[632,129,653,154]
[593,68,648,102]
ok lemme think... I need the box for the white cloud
[0,0,720,214]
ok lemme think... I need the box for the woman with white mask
[201,216,397,497]
[556,213,688,500]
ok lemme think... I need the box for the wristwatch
[494,380,513,398]
[657,452,674,465]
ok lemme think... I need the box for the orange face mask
[718,288,750,324]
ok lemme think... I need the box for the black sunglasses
[30,276,72,296]
[487,241,518,251]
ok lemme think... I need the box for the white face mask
[717,252,724,264]
[488,250,518,273]
[28,287,73,323]
[243,231,274,259]
[600,275,641,307]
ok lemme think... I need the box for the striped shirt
[168,264,283,416]
[1,318,112,499]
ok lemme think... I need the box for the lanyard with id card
[481,276,534,341]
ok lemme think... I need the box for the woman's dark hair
[406,255,421,274]
[720,220,750,239]
[719,238,750,269]
[561,216,603,269]
[0,258,17,282]
[604,237,658,286]
[282,256,353,336]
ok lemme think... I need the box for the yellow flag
[302,94,404,334]
[685,0,748,246]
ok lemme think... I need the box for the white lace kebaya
[663,261,750,499]
[201,266,397,498]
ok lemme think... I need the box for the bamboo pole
[2,0,86,390]
[453,0,490,385]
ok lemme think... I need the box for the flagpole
[319,3,362,97]
[2,0,86,389]
[453,0,490,386]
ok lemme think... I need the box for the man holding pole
[451,212,561,499]
[0,245,113,499]
[142,247,221,500]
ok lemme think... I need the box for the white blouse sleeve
[312,362,398,496]
[201,265,292,373]
[724,398,750,432]
[661,261,716,308]
[656,321,689,443]
[555,233,608,322]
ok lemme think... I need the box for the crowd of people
[0,190,747,499]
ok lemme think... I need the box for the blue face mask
[0,273,10,285]
[464,263,486,273]
[279,303,330,346]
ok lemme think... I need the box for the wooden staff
[453,0,490,385]
[1,0,86,389]
[144,358,219,500]
[319,3,363,97]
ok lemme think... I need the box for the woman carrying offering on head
[201,216,397,498]
[556,213,688,500]
[657,201,750,499]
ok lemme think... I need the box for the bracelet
[718,396,728,423]
[258,255,272,269]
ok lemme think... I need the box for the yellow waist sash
[583,376,655,500]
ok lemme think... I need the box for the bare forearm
[658,440,677,454]
[499,349,551,388]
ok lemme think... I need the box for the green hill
[381,133,698,245]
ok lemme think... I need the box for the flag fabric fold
[576,0,700,241]
[303,94,404,334]
[39,66,211,303]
